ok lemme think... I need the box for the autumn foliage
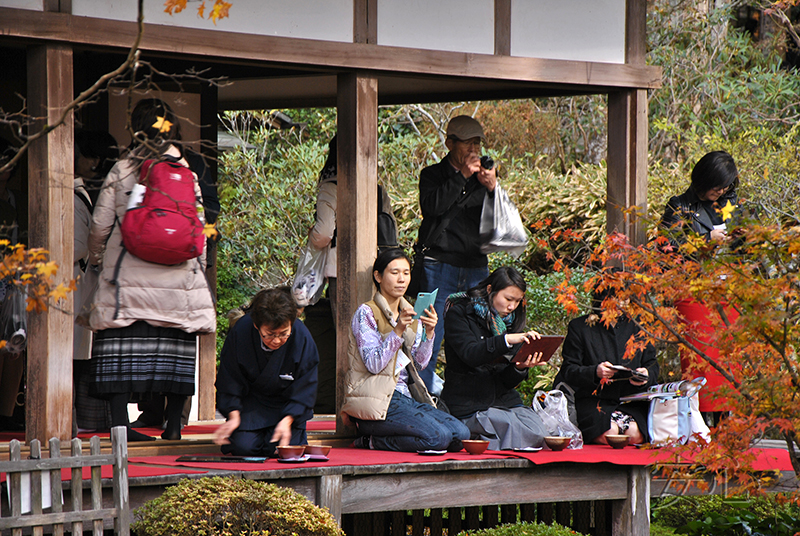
[0,242,72,347]
[546,215,800,493]
[163,0,232,24]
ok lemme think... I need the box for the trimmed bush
[132,476,344,536]
[456,521,588,536]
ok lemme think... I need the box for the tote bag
[648,394,711,446]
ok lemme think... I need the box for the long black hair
[319,135,337,181]
[371,247,411,290]
[690,150,738,202]
[467,266,527,332]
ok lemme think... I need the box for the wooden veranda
[0,0,660,448]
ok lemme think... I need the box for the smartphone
[413,289,438,319]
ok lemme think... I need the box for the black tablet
[511,335,565,364]
[176,455,268,463]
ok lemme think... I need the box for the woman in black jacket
[441,267,547,450]
[660,150,739,245]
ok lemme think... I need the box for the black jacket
[216,315,319,430]
[553,315,658,443]
[417,157,489,268]
[441,300,529,419]
[660,187,738,244]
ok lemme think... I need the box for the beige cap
[446,115,486,141]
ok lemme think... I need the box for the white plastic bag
[532,389,583,449]
[479,186,528,258]
[292,244,328,307]
[0,284,27,354]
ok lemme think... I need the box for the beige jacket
[86,148,216,333]
[340,293,417,421]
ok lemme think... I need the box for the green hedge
[456,521,587,536]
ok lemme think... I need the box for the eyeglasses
[257,326,292,342]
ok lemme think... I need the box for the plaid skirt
[89,321,196,399]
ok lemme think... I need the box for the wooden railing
[0,426,129,536]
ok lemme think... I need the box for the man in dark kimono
[214,288,319,456]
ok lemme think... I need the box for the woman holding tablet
[441,266,547,450]
[341,248,469,452]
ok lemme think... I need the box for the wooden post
[26,44,74,443]
[197,83,219,421]
[611,466,650,536]
[494,0,511,55]
[353,0,377,44]
[335,73,378,434]
[318,474,343,525]
[606,0,649,246]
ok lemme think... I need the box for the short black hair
[248,288,297,330]
[130,98,182,157]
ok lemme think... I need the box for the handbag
[648,392,711,446]
[292,243,328,307]
[479,186,528,258]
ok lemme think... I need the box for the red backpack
[120,157,205,265]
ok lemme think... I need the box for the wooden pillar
[197,83,219,421]
[353,0,377,44]
[335,73,378,434]
[318,474,343,525]
[494,0,511,55]
[611,466,650,536]
[26,43,75,442]
[606,0,649,246]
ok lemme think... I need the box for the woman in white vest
[341,248,469,451]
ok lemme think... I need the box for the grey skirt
[463,406,546,450]
[89,321,196,399]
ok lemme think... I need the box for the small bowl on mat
[303,445,332,457]
[544,436,571,451]
[275,445,306,459]
[605,434,630,449]
[462,440,490,455]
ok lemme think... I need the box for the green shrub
[456,521,588,536]
[132,476,344,536]
[652,494,800,530]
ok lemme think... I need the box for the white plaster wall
[0,0,43,10]
[510,0,626,63]
[377,0,495,54]
[70,0,354,42]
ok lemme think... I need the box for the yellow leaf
[49,283,71,303]
[203,223,219,239]
[164,0,187,15]
[0,341,6,350]
[197,0,206,18]
[37,262,58,278]
[719,200,737,222]
[20,274,33,280]
[152,116,173,134]
[210,0,232,24]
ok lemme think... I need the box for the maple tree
[540,212,800,494]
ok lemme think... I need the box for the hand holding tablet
[511,335,565,365]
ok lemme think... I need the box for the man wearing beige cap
[414,115,497,393]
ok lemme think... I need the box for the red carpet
[130,445,796,473]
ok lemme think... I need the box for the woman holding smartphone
[341,248,469,452]
[441,266,547,450]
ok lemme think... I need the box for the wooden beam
[0,8,662,91]
[494,0,511,56]
[353,0,377,45]
[26,43,75,443]
[335,73,378,435]
[607,89,648,245]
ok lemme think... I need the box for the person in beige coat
[86,99,216,442]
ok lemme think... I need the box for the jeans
[421,258,489,393]
[353,390,470,452]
